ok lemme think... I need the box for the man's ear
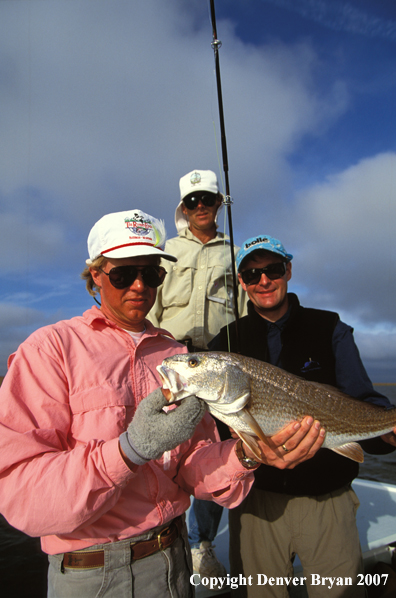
[286,262,292,282]
[90,268,102,288]
[238,272,248,292]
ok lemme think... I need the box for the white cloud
[285,151,396,325]
[0,0,394,380]
[0,201,67,271]
[0,0,348,237]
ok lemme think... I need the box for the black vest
[209,294,360,496]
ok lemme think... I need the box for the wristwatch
[235,439,260,469]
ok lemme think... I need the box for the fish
[157,351,396,463]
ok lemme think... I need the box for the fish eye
[187,357,199,368]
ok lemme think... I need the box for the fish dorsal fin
[331,443,364,463]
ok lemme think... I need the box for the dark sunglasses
[240,262,287,285]
[100,265,167,289]
[183,193,218,211]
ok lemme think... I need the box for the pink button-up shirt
[0,306,254,555]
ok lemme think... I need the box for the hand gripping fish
[157,352,396,463]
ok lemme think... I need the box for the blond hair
[81,256,107,297]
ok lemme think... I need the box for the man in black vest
[209,234,396,598]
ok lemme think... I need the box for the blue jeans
[188,498,224,548]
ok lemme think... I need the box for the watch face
[236,440,259,469]
[243,457,259,469]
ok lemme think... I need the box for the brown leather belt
[63,516,183,569]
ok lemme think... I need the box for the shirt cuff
[224,439,259,479]
[101,436,137,486]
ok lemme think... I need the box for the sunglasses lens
[108,267,136,289]
[107,266,166,289]
[142,266,166,288]
[241,262,286,285]
[266,263,286,280]
[241,270,261,285]
[183,193,217,210]
[202,194,217,207]
[183,196,198,210]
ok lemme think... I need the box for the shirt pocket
[161,262,195,307]
[69,384,134,443]
[207,265,236,310]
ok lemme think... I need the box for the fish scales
[157,351,396,462]
[236,354,396,445]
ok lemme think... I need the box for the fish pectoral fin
[238,408,268,445]
[331,443,364,463]
[233,409,270,462]
[236,431,263,461]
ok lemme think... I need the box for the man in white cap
[148,169,248,576]
[149,169,247,351]
[0,210,324,598]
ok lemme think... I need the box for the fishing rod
[209,0,240,352]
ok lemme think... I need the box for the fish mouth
[157,365,192,402]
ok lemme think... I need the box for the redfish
[157,352,396,463]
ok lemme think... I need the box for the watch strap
[235,439,260,469]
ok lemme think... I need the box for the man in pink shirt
[0,209,324,598]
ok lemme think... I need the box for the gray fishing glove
[119,387,206,466]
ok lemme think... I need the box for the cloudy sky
[1,0,395,382]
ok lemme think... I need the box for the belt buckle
[157,523,172,551]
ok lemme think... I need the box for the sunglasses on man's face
[100,265,167,289]
[240,262,287,286]
[183,193,218,211]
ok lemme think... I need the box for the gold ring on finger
[282,444,289,452]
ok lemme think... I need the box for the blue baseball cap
[236,235,293,272]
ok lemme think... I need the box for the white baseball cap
[175,169,223,233]
[86,209,177,265]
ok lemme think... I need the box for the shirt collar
[179,227,229,244]
[247,300,292,331]
[83,305,174,341]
